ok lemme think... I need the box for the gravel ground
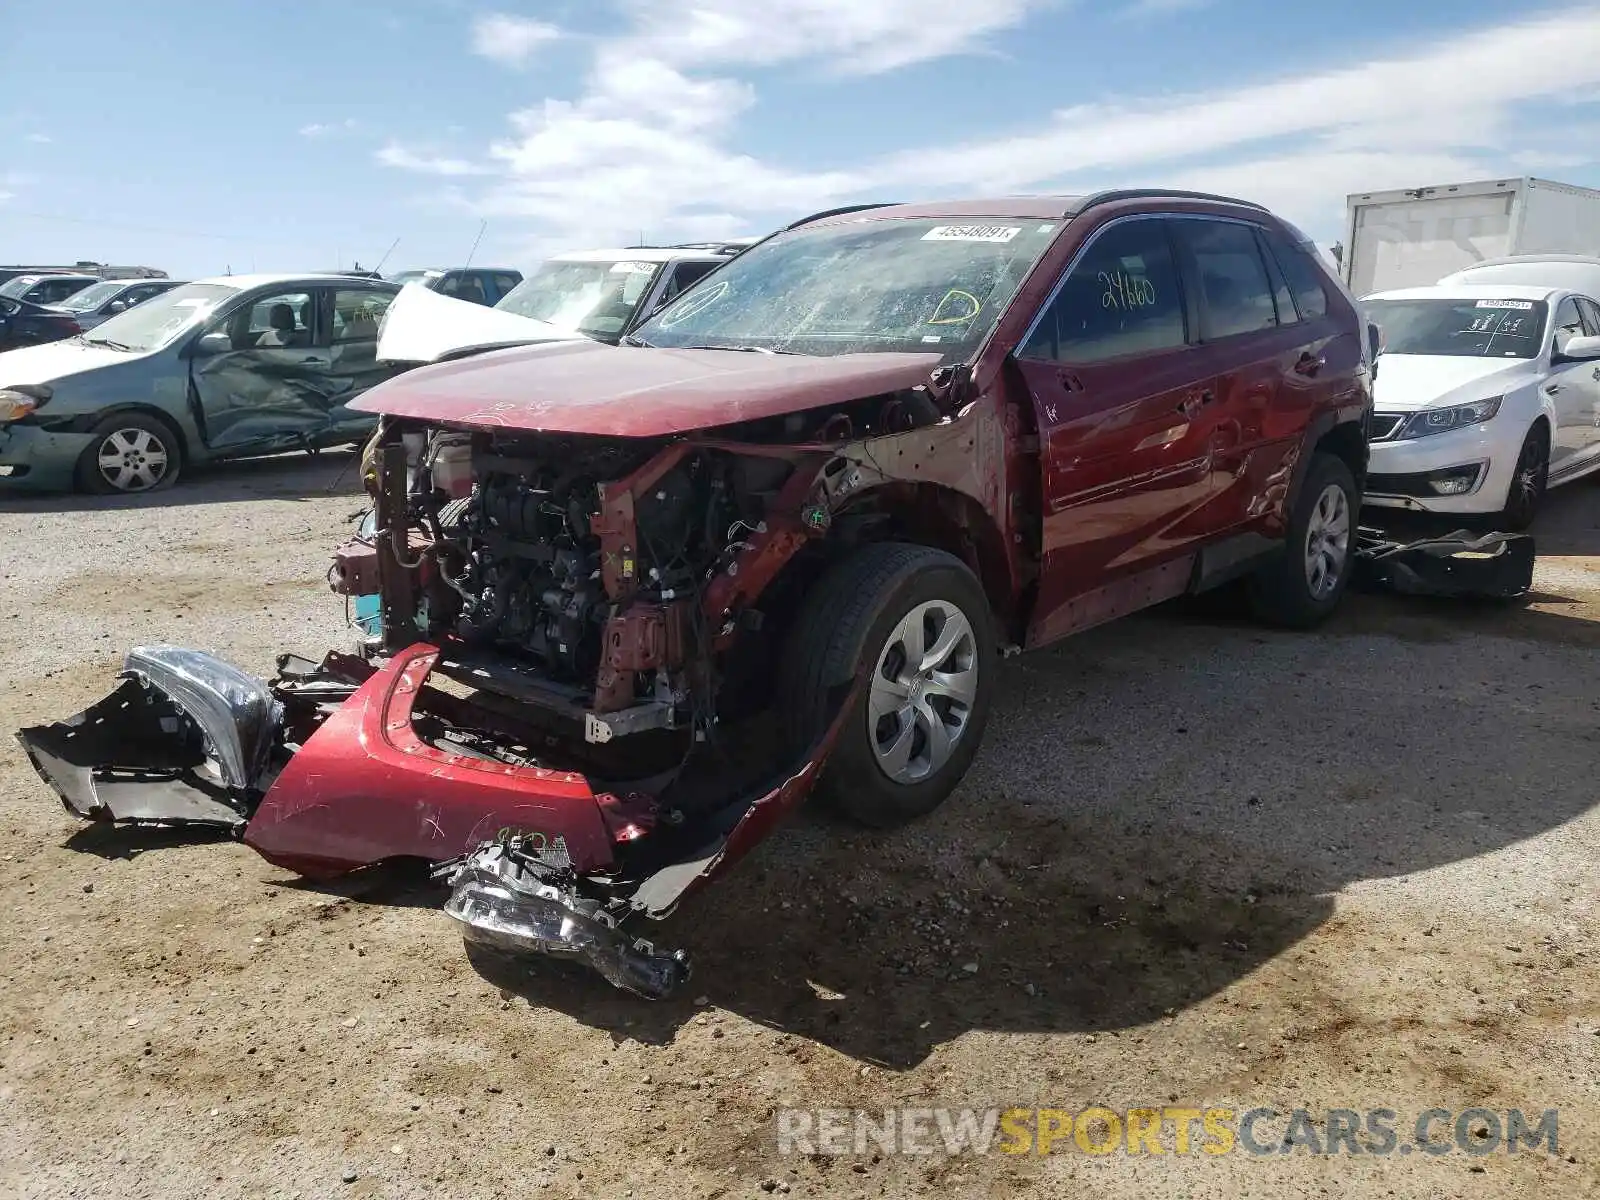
[0,453,1597,1199]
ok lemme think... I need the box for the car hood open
[351,340,946,437]
[375,283,583,365]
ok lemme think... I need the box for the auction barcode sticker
[922,225,1022,243]
[1475,299,1535,310]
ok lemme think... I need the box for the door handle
[1177,390,1215,416]
[301,356,329,366]
[1294,352,1326,377]
[1055,368,1084,393]
[1545,383,1565,395]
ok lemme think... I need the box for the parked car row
[0,240,757,493]
[0,276,184,352]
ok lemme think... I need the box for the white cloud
[617,0,1056,74]
[383,4,1600,253]
[24,132,51,144]
[0,192,13,204]
[300,118,360,138]
[376,141,494,176]
[470,12,561,67]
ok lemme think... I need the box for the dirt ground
[0,454,1597,1200]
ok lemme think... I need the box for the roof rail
[783,202,900,230]
[1070,188,1269,217]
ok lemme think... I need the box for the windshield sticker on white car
[609,261,657,274]
[921,225,1022,243]
[1474,299,1535,310]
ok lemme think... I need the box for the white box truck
[1341,176,1600,296]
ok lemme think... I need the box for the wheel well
[714,482,1017,717]
[1527,414,1552,443]
[1315,420,1367,493]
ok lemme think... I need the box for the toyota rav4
[21,191,1372,995]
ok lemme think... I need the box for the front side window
[1577,296,1600,337]
[1019,218,1186,364]
[239,291,314,349]
[1174,220,1278,339]
[634,217,1059,360]
[1553,297,1585,354]
[1359,298,1548,359]
[497,259,665,340]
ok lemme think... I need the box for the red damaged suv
[22,191,1371,996]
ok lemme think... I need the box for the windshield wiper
[84,336,135,351]
[676,344,804,355]
[620,333,653,348]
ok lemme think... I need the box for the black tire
[1498,421,1549,532]
[1247,453,1357,629]
[776,542,996,828]
[74,412,183,494]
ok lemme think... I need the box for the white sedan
[1360,282,1600,528]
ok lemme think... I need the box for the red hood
[351,340,945,437]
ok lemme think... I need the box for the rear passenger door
[1012,216,1223,645]
[1187,219,1347,534]
[326,286,402,434]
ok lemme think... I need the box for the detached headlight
[0,384,52,424]
[1395,395,1501,440]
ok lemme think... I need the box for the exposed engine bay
[19,377,964,997]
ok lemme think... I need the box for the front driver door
[189,286,340,452]
[1012,215,1223,647]
[1547,296,1596,473]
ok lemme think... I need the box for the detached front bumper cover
[1353,527,1535,600]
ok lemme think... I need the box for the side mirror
[1366,321,1382,379]
[1556,333,1600,362]
[106,300,128,314]
[192,331,233,356]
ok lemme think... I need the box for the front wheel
[1498,421,1549,531]
[1248,453,1357,629]
[75,413,183,494]
[777,543,996,828]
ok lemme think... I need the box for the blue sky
[5,0,1600,279]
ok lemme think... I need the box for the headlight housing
[1394,395,1501,440]
[0,384,52,424]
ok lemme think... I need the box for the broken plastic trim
[16,646,281,828]
[1353,527,1536,600]
[440,838,692,1000]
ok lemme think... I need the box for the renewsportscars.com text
[775,1106,1560,1158]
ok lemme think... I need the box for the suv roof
[789,190,1268,229]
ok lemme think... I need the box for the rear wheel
[1498,421,1549,531]
[777,543,996,827]
[75,412,182,494]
